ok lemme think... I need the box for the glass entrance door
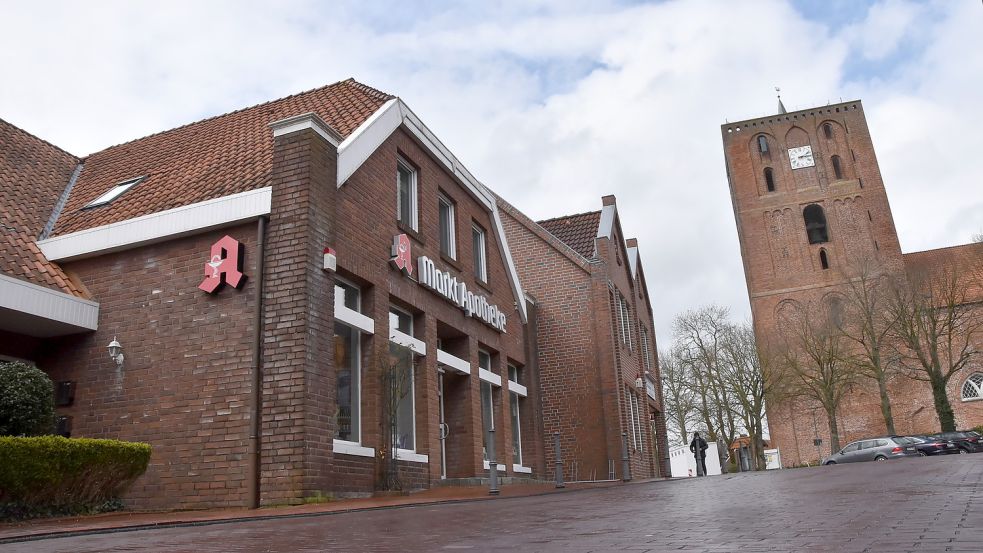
[438,370,449,479]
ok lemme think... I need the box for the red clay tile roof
[903,242,983,304]
[537,211,601,259]
[0,118,85,296]
[52,79,393,236]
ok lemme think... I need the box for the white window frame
[438,194,456,259]
[961,372,983,402]
[389,306,420,455]
[472,224,487,282]
[510,388,523,467]
[83,176,145,208]
[396,157,418,231]
[332,279,373,456]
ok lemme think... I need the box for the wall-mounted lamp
[107,336,124,368]
[634,376,644,389]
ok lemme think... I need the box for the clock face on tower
[788,145,815,169]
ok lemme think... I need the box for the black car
[932,431,983,453]
[902,435,960,456]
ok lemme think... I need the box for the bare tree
[659,346,699,446]
[674,306,740,462]
[778,299,857,452]
[889,264,983,432]
[719,323,784,470]
[972,231,982,244]
[379,343,415,491]
[836,260,899,434]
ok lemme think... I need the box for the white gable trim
[627,246,639,278]
[597,204,616,240]
[38,187,272,262]
[338,98,528,323]
[0,273,99,332]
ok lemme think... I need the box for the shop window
[389,306,416,451]
[438,194,456,259]
[626,388,643,452]
[334,281,364,444]
[764,167,776,192]
[83,176,145,209]
[479,350,495,461]
[757,135,769,154]
[510,389,523,465]
[396,158,418,231]
[803,204,829,244]
[962,372,983,401]
[472,224,487,282]
[831,155,843,180]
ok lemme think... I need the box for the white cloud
[0,0,979,344]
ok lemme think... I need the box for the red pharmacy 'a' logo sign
[198,235,246,294]
[390,234,413,275]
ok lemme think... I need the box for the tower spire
[776,86,787,114]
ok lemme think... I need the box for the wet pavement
[3,455,981,552]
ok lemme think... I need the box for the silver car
[823,437,919,465]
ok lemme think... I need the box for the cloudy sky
[2,0,980,346]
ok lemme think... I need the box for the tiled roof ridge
[83,78,395,156]
[536,209,602,225]
[491,192,593,270]
[0,116,79,161]
[903,241,982,257]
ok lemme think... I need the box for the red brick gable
[538,210,601,259]
[52,79,393,236]
[903,242,983,304]
[0,117,84,296]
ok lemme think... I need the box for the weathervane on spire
[776,86,787,115]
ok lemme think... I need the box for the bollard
[553,432,565,488]
[621,433,631,482]
[488,427,500,495]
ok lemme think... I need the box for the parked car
[823,437,919,465]
[902,435,960,456]
[931,431,983,453]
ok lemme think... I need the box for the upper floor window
[831,155,843,180]
[389,306,413,335]
[438,194,456,259]
[962,372,983,401]
[764,167,776,192]
[823,123,833,139]
[617,293,632,349]
[83,176,145,208]
[472,224,487,282]
[803,204,829,244]
[397,158,418,231]
[757,135,769,154]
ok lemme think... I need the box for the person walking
[690,432,709,476]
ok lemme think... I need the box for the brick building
[498,195,671,480]
[722,99,983,465]
[0,78,668,508]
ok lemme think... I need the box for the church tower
[721,99,907,463]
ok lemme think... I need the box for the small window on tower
[757,135,769,154]
[823,123,833,139]
[831,155,843,180]
[764,167,776,192]
[820,248,830,270]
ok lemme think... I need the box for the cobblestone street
[6,455,982,552]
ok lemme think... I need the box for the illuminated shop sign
[389,234,506,332]
[198,235,246,294]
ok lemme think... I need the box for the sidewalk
[0,480,631,543]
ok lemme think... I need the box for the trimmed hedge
[0,436,151,520]
[0,361,54,436]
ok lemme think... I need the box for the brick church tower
[721,99,909,464]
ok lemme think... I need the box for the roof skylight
[83,176,145,209]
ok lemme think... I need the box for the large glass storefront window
[334,323,359,442]
[481,380,494,460]
[510,392,522,465]
[389,306,416,452]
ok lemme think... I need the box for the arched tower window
[757,135,769,154]
[823,123,833,139]
[962,373,983,401]
[819,248,830,270]
[831,155,843,180]
[764,167,776,192]
[803,204,829,244]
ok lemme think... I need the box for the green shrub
[0,436,151,520]
[0,361,54,436]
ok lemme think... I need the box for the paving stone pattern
[8,455,982,552]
